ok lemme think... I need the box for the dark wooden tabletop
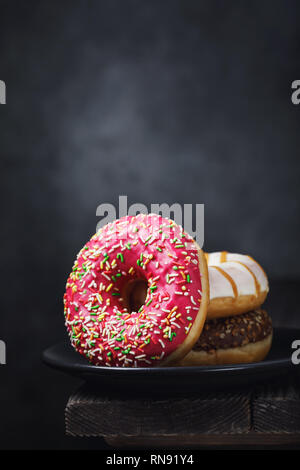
[65,375,300,449]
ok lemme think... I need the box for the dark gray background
[0,0,299,449]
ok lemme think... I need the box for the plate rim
[42,326,296,375]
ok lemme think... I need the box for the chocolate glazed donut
[177,309,273,366]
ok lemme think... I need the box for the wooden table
[65,376,300,449]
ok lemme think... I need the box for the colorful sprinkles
[64,214,203,367]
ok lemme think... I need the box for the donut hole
[123,279,148,313]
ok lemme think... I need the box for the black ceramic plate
[43,327,299,393]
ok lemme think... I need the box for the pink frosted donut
[64,214,209,367]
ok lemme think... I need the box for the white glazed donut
[206,251,269,319]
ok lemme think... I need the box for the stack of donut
[178,252,272,365]
[64,214,272,367]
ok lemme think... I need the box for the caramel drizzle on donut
[213,266,238,298]
[230,260,260,297]
[220,251,228,263]
[248,255,268,280]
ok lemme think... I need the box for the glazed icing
[64,214,203,367]
[207,251,269,300]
